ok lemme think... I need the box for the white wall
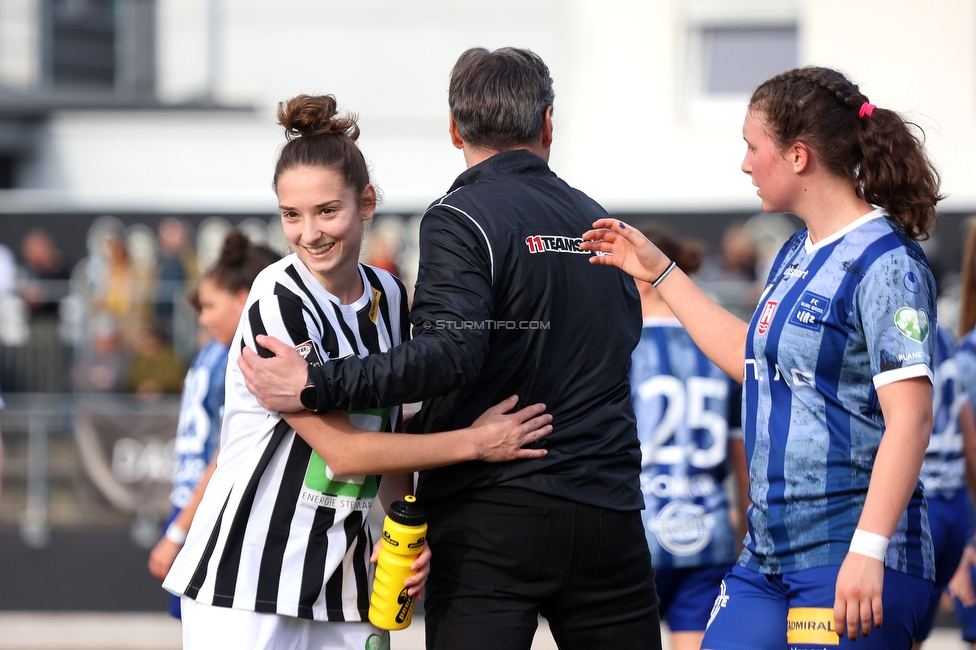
[11,0,976,214]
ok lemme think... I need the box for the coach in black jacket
[240,47,661,650]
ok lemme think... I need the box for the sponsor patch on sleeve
[894,307,930,343]
[294,340,324,367]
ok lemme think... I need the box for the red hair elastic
[859,102,876,119]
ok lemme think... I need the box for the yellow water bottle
[368,495,427,630]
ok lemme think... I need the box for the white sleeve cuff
[873,364,932,389]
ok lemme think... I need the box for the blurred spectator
[20,228,70,316]
[72,314,128,393]
[741,212,799,282]
[697,221,757,283]
[0,242,15,297]
[155,218,198,343]
[0,242,26,349]
[123,323,185,400]
[196,217,232,275]
[92,234,154,345]
[0,383,4,506]
[17,229,72,392]
[363,215,404,277]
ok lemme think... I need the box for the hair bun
[218,229,249,267]
[277,94,360,141]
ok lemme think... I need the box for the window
[701,26,797,95]
[46,0,116,89]
[681,1,799,124]
[41,0,155,95]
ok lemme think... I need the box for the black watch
[300,366,320,412]
[300,382,318,412]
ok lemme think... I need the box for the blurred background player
[630,224,749,650]
[945,219,976,648]
[147,229,280,618]
[912,322,976,649]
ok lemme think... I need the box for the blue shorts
[655,564,734,632]
[702,564,932,650]
[916,489,969,641]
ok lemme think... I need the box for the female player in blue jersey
[944,220,976,648]
[148,229,279,617]
[583,66,942,649]
[912,323,976,649]
[631,224,749,650]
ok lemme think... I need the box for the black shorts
[423,486,661,650]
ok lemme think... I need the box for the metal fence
[0,277,760,549]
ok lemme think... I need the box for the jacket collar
[448,149,553,192]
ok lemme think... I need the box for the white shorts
[180,596,390,650]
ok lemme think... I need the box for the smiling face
[277,165,375,301]
[741,109,801,214]
[198,277,247,346]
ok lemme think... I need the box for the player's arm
[582,219,748,380]
[148,451,219,581]
[834,376,932,640]
[283,394,551,476]
[240,208,494,413]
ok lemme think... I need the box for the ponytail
[750,66,943,240]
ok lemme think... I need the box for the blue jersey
[169,339,229,509]
[956,328,976,413]
[631,317,739,569]
[920,325,968,498]
[741,209,935,580]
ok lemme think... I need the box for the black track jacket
[307,149,643,509]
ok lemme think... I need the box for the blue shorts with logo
[702,564,932,650]
[654,564,734,632]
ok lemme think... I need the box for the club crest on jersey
[757,300,777,335]
[788,291,831,331]
[525,235,589,255]
[894,307,930,343]
[294,340,324,367]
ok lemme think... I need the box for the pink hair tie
[858,102,876,119]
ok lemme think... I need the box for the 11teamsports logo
[525,235,590,254]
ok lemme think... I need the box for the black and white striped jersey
[163,255,408,621]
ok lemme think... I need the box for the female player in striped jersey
[630,224,749,650]
[163,95,552,650]
[148,229,279,617]
[583,66,942,649]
